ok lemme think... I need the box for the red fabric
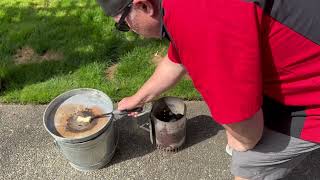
[262,15,320,107]
[262,14,320,143]
[163,0,320,142]
[168,43,180,64]
[165,0,263,124]
[301,107,320,142]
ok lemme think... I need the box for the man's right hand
[117,95,144,117]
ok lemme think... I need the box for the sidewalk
[0,102,319,180]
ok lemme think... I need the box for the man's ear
[133,0,155,16]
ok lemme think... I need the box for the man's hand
[117,95,145,117]
[223,109,264,152]
[117,54,186,116]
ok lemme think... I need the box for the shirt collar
[159,0,171,40]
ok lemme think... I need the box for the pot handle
[113,105,153,132]
[113,107,143,116]
[139,123,150,132]
[135,106,153,134]
[112,107,148,121]
[114,105,154,144]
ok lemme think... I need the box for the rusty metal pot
[139,97,187,152]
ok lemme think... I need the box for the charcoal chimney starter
[150,97,187,152]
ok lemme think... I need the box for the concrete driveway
[1,102,319,180]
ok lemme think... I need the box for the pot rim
[43,88,114,143]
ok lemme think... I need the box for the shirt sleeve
[167,42,181,64]
[201,2,263,124]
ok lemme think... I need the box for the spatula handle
[113,107,143,115]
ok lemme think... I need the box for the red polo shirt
[162,0,320,143]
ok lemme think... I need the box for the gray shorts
[231,129,320,180]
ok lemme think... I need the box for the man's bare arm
[118,54,186,111]
[134,54,186,103]
[223,109,264,151]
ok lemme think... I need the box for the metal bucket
[43,88,118,171]
[44,88,187,171]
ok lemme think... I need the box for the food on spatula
[76,116,91,123]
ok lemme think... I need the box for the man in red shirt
[97,0,320,179]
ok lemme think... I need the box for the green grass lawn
[0,0,200,104]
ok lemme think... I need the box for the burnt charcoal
[152,98,184,122]
[155,108,183,122]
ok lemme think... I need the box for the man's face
[114,0,162,38]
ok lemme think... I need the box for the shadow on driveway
[106,114,223,167]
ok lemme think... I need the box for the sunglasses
[115,2,133,32]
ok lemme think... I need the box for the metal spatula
[77,107,143,123]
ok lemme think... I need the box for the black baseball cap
[97,0,132,17]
